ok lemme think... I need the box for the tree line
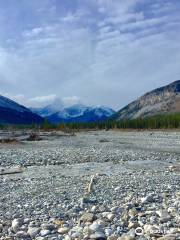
[0,113,180,130]
[37,113,180,130]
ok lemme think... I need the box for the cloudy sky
[0,0,180,109]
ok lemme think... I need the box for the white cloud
[62,96,81,107]
[0,0,180,110]
[2,93,82,108]
[29,95,57,106]
[23,27,43,38]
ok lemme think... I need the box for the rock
[99,138,109,143]
[108,237,118,240]
[69,226,83,238]
[105,228,113,236]
[110,206,119,213]
[117,235,135,240]
[106,213,115,221]
[158,234,177,240]
[143,224,160,236]
[89,222,104,233]
[90,231,106,239]
[0,224,3,231]
[53,219,64,226]
[0,131,179,240]
[169,165,180,172]
[149,215,158,224]
[83,225,91,236]
[114,187,121,192]
[156,210,171,223]
[15,231,29,238]
[167,207,176,214]
[11,219,22,232]
[41,223,55,230]
[28,227,41,238]
[71,231,81,238]
[80,197,90,206]
[118,229,135,240]
[40,229,51,237]
[80,212,95,222]
[64,235,71,240]
[58,227,70,234]
[128,208,138,217]
[128,221,139,229]
[91,205,98,213]
[23,218,30,224]
[141,194,155,204]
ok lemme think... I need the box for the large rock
[11,219,22,232]
[80,212,95,222]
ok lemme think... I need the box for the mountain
[48,105,115,123]
[31,98,64,117]
[0,95,44,124]
[114,80,180,120]
[33,104,115,123]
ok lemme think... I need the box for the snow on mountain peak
[32,102,116,123]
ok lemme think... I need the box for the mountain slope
[33,104,115,123]
[48,105,115,123]
[31,98,64,117]
[114,80,180,120]
[0,95,44,124]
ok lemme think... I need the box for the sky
[0,0,180,110]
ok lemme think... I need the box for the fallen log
[0,167,24,175]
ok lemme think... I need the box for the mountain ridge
[114,80,180,120]
[32,104,115,123]
[0,95,44,124]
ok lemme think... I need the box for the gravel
[0,130,179,240]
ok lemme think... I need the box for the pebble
[106,213,115,221]
[40,229,51,237]
[80,212,95,222]
[28,227,41,238]
[0,131,179,240]
[156,210,171,223]
[58,227,70,234]
[11,219,22,232]
[89,222,104,233]
[158,234,177,240]
[90,231,106,239]
[141,193,155,204]
[15,231,29,238]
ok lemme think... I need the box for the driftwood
[86,173,99,194]
[0,138,19,144]
[0,167,23,176]
[87,175,96,193]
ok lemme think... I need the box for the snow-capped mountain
[0,95,44,124]
[55,104,91,119]
[31,98,64,117]
[32,103,115,123]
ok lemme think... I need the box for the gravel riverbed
[0,130,179,240]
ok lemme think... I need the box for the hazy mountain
[31,98,64,117]
[33,104,115,123]
[114,80,180,120]
[0,95,44,124]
